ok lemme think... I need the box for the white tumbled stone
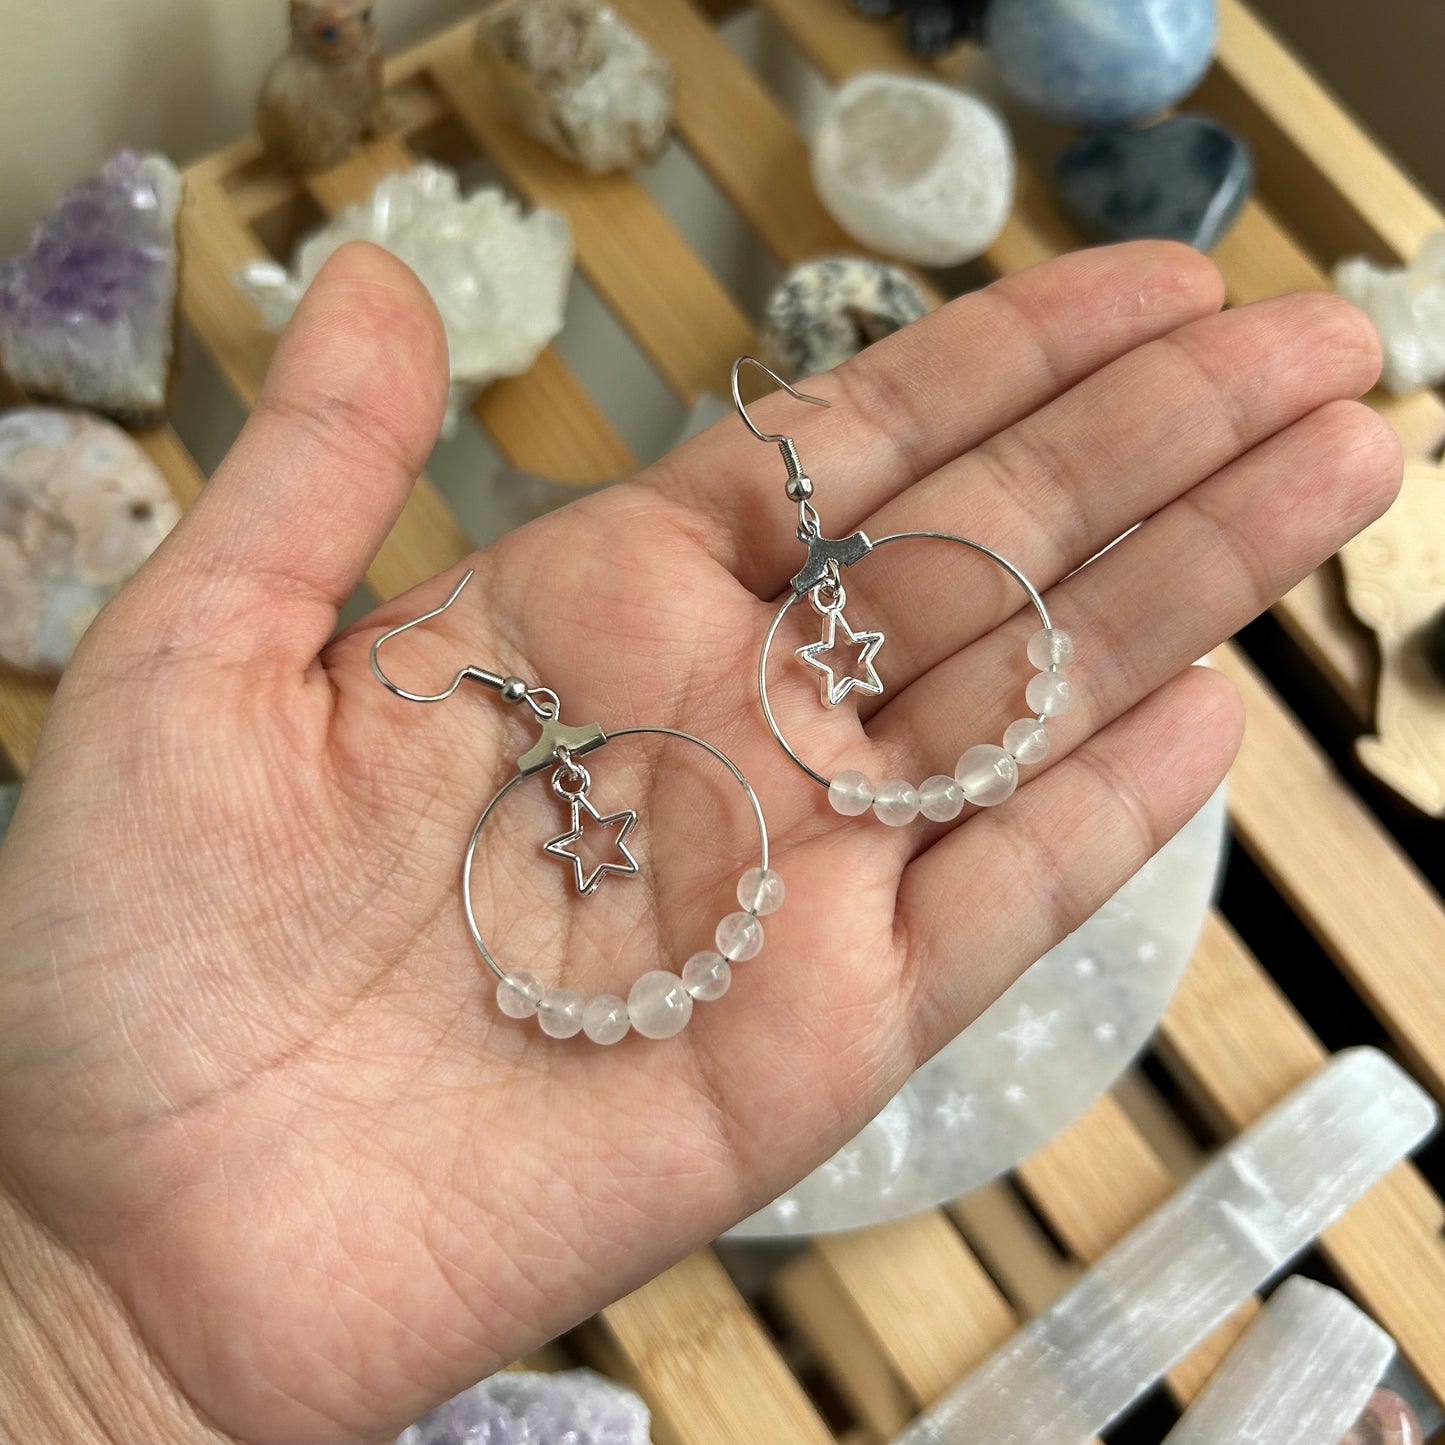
[497,969,545,1019]
[828,769,875,816]
[919,774,966,822]
[1026,671,1074,717]
[955,744,1019,806]
[716,912,764,963]
[628,970,693,1039]
[811,72,1015,268]
[1003,717,1051,764]
[537,988,585,1038]
[582,993,631,1045]
[1027,627,1075,670]
[873,778,922,826]
[682,951,732,1002]
[1334,231,1445,395]
[737,867,785,916]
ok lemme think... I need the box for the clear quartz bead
[1027,627,1074,670]
[716,911,764,961]
[682,950,732,1001]
[1003,717,1050,764]
[1026,670,1073,716]
[873,778,921,825]
[537,988,584,1039]
[955,743,1019,806]
[828,769,875,816]
[582,994,630,1045]
[737,867,785,916]
[496,969,545,1019]
[919,774,965,821]
[627,970,694,1039]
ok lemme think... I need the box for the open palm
[0,240,1398,1445]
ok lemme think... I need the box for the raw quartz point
[476,0,675,175]
[1159,1277,1394,1445]
[760,256,931,382]
[236,164,573,436]
[811,72,1015,268]
[395,1368,653,1445]
[0,152,182,425]
[0,409,178,676]
[893,1049,1436,1445]
[1341,1389,1426,1445]
[1334,232,1445,395]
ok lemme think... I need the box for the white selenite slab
[1162,1276,1393,1445]
[893,1048,1436,1445]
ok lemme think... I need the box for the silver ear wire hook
[730,356,831,537]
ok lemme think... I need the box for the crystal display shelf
[1,2,1443,1441]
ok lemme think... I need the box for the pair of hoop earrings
[371,358,1074,1044]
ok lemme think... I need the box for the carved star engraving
[797,607,885,706]
[543,794,640,896]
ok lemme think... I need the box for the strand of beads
[492,867,785,1042]
[828,627,1074,824]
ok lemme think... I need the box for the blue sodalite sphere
[984,0,1218,126]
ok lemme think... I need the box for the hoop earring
[372,573,782,1043]
[733,356,1075,826]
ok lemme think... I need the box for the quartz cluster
[1334,232,1445,395]
[0,152,182,425]
[237,164,573,434]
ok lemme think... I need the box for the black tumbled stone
[1053,114,1253,252]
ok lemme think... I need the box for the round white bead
[1027,627,1074,670]
[537,988,585,1038]
[682,951,732,1001]
[828,769,875,816]
[919,773,965,821]
[628,970,694,1039]
[955,743,1019,806]
[873,778,921,825]
[1026,671,1073,716]
[496,969,544,1019]
[1003,717,1050,764]
[716,911,764,962]
[737,867,786,916]
[582,994,631,1045]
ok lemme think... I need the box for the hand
[0,240,1398,1445]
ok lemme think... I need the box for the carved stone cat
[257,1,389,173]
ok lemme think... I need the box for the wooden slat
[600,1250,836,1445]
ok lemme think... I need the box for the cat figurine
[257,0,390,173]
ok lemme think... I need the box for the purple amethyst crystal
[0,151,182,424]
[396,1370,654,1445]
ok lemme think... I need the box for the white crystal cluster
[811,73,1015,268]
[1334,232,1445,395]
[237,165,573,435]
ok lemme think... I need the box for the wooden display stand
[2,2,1443,1439]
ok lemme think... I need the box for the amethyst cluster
[0,150,182,425]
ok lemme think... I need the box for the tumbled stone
[760,256,931,381]
[1054,115,1251,251]
[395,1369,653,1445]
[0,152,182,425]
[236,164,573,435]
[811,73,1014,267]
[257,0,389,173]
[476,0,675,175]
[985,0,1218,126]
[1341,1389,1425,1445]
[903,0,991,56]
[0,409,177,676]
[1334,231,1445,395]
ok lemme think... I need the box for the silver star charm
[797,608,885,706]
[543,794,640,895]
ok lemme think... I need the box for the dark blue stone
[902,0,992,55]
[1053,114,1252,251]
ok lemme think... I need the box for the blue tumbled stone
[985,0,1217,126]
[1053,115,1251,251]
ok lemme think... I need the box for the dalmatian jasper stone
[760,256,932,381]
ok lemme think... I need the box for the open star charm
[544,793,640,895]
[798,606,886,706]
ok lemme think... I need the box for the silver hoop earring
[733,356,1075,827]
[372,573,782,1043]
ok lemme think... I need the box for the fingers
[870,399,1402,796]
[896,665,1243,1061]
[844,290,1384,710]
[653,242,1225,594]
[131,242,450,666]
